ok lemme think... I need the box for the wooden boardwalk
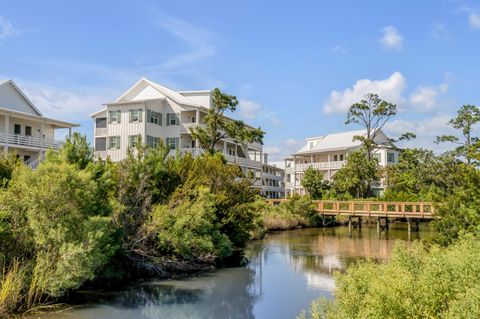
[266,199,435,219]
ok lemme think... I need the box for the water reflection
[42,224,434,319]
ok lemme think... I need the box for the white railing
[180,123,206,133]
[95,127,107,136]
[296,160,346,171]
[262,172,284,180]
[0,133,63,150]
[224,154,262,168]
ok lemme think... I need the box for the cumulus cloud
[469,12,480,29]
[409,84,448,112]
[237,99,262,120]
[0,15,20,40]
[379,26,403,51]
[323,72,407,114]
[384,114,454,152]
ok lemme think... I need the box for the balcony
[296,160,346,171]
[94,127,107,136]
[0,132,63,150]
[180,123,206,134]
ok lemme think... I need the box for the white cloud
[263,146,281,155]
[153,15,216,69]
[270,116,282,127]
[330,45,347,53]
[409,84,448,112]
[22,83,117,120]
[469,12,480,29]
[237,99,262,119]
[432,22,451,40]
[379,26,403,51]
[384,114,454,152]
[323,72,407,114]
[0,15,20,40]
[285,138,298,147]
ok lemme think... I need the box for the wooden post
[348,216,352,233]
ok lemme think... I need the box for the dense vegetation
[299,102,480,318]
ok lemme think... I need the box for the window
[373,153,381,162]
[147,109,162,125]
[95,137,107,151]
[286,174,291,183]
[128,135,141,147]
[25,126,32,136]
[24,155,31,162]
[14,124,21,135]
[108,136,120,149]
[339,154,344,161]
[333,155,338,161]
[96,117,107,128]
[166,137,179,149]
[166,113,179,126]
[129,109,143,123]
[108,110,121,124]
[147,135,160,148]
[387,152,395,163]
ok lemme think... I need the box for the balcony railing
[180,123,206,133]
[296,160,346,171]
[0,132,63,150]
[95,127,107,136]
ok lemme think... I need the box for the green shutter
[117,110,121,123]
[138,109,143,123]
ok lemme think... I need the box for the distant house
[261,153,285,199]
[91,77,264,186]
[284,129,399,197]
[0,80,79,168]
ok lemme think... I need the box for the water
[43,223,434,319]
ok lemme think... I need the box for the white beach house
[0,79,79,168]
[91,77,264,185]
[284,129,399,197]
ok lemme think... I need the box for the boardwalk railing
[266,199,435,219]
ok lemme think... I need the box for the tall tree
[436,104,480,165]
[190,88,264,154]
[345,93,414,160]
[301,167,330,199]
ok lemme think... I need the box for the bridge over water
[266,199,435,233]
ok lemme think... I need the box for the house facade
[284,129,399,197]
[260,154,285,199]
[0,80,78,168]
[91,78,264,185]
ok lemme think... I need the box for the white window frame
[109,110,121,124]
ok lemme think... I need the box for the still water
[43,224,434,319]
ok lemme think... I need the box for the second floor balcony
[295,160,346,171]
[0,132,63,150]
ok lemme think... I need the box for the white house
[284,129,399,197]
[91,78,264,185]
[260,154,285,199]
[0,80,79,168]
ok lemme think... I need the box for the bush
[301,236,480,318]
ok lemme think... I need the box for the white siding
[0,83,40,115]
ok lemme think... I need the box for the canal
[42,223,434,319]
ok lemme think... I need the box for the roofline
[179,90,211,94]
[0,106,79,128]
[2,80,43,116]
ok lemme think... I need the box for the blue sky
[1,0,479,161]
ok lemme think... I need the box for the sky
[1,0,479,161]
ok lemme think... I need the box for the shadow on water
[41,223,435,319]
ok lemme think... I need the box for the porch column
[4,115,9,153]
[293,155,296,191]
[40,121,45,152]
[196,110,200,123]
[68,127,72,139]
[223,140,227,154]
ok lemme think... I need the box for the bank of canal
[41,223,434,319]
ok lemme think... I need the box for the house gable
[0,80,42,116]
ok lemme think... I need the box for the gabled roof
[294,129,393,155]
[0,79,43,116]
[115,77,199,107]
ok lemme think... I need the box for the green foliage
[57,132,93,169]
[436,104,480,165]
[303,236,480,318]
[170,153,259,250]
[190,88,264,154]
[149,187,233,261]
[333,150,380,198]
[0,154,20,187]
[301,167,331,199]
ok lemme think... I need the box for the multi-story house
[91,77,263,183]
[0,79,78,168]
[260,154,285,199]
[284,129,399,197]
